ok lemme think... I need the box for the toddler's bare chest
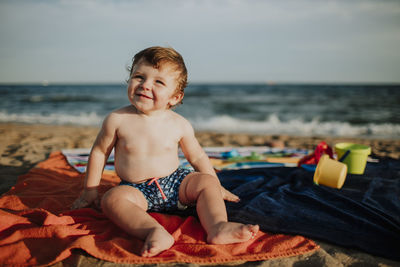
[117,124,180,155]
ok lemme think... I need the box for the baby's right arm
[71,113,119,209]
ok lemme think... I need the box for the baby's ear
[169,92,184,107]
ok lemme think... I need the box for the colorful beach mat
[0,151,318,266]
[62,146,309,173]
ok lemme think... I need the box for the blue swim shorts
[119,167,193,212]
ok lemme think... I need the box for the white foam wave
[191,114,400,139]
[1,111,399,138]
[0,111,103,126]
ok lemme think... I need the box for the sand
[0,122,399,266]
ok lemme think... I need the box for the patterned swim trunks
[119,167,193,212]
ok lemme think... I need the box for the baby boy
[72,46,259,257]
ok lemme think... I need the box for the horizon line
[1,81,400,86]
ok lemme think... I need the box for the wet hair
[128,46,188,99]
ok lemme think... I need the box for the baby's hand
[221,186,240,203]
[71,188,100,210]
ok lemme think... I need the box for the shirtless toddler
[72,46,259,257]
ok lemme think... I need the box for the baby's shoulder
[108,106,137,118]
[167,110,193,133]
[167,110,190,125]
[114,105,136,114]
[103,106,135,124]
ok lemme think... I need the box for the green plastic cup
[335,143,371,175]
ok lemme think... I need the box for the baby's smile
[136,93,153,100]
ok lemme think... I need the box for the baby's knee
[195,173,221,192]
[181,173,222,203]
[101,188,120,211]
[101,186,148,212]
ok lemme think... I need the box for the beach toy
[221,149,240,159]
[297,141,334,167]
[247,152,263,160]
[335,143,371,175]
[313,154,347,189]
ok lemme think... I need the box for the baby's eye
[156,80,165,86]
[132,74,143,80]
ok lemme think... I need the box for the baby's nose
[141,79,152,90]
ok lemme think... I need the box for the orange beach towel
[0,152,318,266]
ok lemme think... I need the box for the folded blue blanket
[216,158,400,260]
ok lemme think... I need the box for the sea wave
[191,114,400,139]
[1,111,399,138]
[21,95,99,103]
[0,111,103,126]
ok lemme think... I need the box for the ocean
[1,83,399,139]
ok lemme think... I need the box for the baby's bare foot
[141,227,174,257]
[207,222,259,244]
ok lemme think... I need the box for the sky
[1,0,400,84]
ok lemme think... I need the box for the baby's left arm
[179,119,216,176]
[179,119,240,203]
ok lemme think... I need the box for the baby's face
[127,60,183,114]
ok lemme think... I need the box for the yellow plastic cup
[335,143,371,175]
[313,154,347,189]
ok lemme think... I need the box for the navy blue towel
[217,158,400,260]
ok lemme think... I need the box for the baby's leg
[101,185,174,257]
[179,173,259,244]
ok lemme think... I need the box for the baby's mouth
[136,93,153,100]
